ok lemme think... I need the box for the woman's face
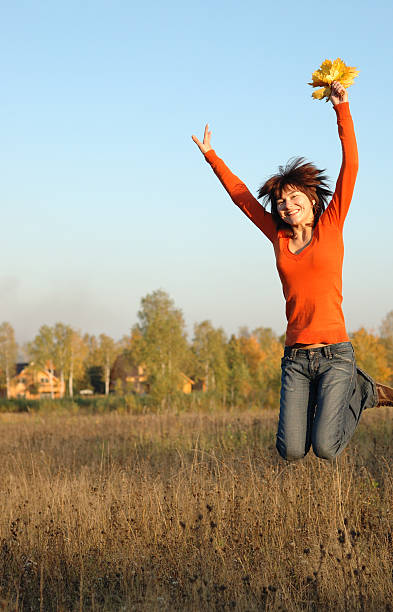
[276,185,314,227]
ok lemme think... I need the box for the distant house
[181,373,195,394]
[9,363,65,399]
[124,364,150,394]
[192,378,207,393]
[110,355,196,394]
[110,355,149,394]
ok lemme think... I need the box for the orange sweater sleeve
[323,102,359,229]
[204,149,277,242]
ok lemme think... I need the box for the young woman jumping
[192,81,393,461]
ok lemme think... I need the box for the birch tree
[0,322,18,398]
[226,334,252,405]
[380,311,393,381]
[28,325,57,398]
[67,330,88,397]
[53,323,73,398]
[251,327,283,407]
[133,290,189,405]
[97,334,121,395]
[81,334,101,392]
[192,321,228,399]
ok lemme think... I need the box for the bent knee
[312,444,339,461]
[276,441,307,461]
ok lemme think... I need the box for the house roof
[16,363,29,375]
[181,373,195,384]
[13,363,61,381]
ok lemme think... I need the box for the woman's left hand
[330,81,348,105]
[192,124,212,155]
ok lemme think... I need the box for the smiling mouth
[285,210,300,217]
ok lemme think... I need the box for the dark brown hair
[257,157,332,233]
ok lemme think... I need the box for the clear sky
[1,0,392,344]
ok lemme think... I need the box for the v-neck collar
[279,226,318,260]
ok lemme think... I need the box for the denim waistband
[284,341,353,360]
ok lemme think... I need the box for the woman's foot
[375,382,393,407]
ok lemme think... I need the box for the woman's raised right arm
[324,82,359,229]
[192,125,276,242]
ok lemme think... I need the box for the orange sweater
[204,103,358,346]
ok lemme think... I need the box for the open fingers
[192,124,212,154]
[203,124,210,144]
[192,134,202,147]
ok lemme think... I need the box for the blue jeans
[276,342,377,461]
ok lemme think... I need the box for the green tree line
[1,291,393,408]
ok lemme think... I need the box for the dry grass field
[0,406,392,611]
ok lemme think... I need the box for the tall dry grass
[0,407,392,611]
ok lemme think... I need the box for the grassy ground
[0,407,392,611]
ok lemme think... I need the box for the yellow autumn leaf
[312,87,331,100]
[330,58,346,82]
[318,59,333,76]
[309,74,328,88]
[340,67,360,88]
[310,60,334,85]
[308,58,359,101]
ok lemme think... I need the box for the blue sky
[1,0,392,344]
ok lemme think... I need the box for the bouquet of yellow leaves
[309,58,359,101]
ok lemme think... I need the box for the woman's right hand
[192,124,212,154]
[330,81,348,106]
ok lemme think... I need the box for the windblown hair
[257,157,332,233]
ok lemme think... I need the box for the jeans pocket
[332,351,354,365]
